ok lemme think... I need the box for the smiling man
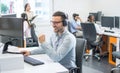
[21,11,76,69]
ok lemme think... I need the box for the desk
[100,28,120,66]
[0,46,69,73]
[24,54,69,73]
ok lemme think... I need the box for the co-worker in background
[24,3,34,22]
[87,14,103,34]
[87,15,103,55]
[70,13,83,37]
[21,11,76,69]
[87,14,95,23]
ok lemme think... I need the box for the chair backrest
[81,23,96,42]
[30,25,39,47]
[67,21,72,33]
[76,38,86,73]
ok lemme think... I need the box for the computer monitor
[1,14,16,17]
[101,16,115,29]
[89,13,98,22]
[0,17,24,53]
[89,11,102,22]
[97,11,102,21]
[115,16,120,28]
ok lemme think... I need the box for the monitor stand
[110,27,112,30]
[2,41,12,54]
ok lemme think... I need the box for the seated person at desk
[87,14,103,35]
[21,11,76,69]
[86,15,103,55]
[70,13,83,37]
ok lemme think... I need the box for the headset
[53,11,68,26]
[62,13,68,26]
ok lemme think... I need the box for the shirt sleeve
[40,35,76,62]
[30,46,46,55]
[71,21,77,29]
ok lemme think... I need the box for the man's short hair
[73,13,79,18]
[73,13,79,20]
[53,11,67,20]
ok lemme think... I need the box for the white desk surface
[24,54,69,73]
[102,32,120,38]
[100,27,120,66]
[0,46,69,73]
[100,27,120,38]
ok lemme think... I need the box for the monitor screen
[101,16,115,28]
[89,11,102,22]
[115,16,120,28]
[89,13,98,22]
[97,11,102,21]
[0,17,24,53]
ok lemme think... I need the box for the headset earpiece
[62,19,68,26]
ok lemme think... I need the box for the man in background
[70,13,83,37]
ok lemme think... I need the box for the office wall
[90,0,120,16]
[53,0,91,21]
[52,0,120,19]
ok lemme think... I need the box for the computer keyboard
[24,56,44,66]
[104,30,114,33]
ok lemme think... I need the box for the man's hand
[21,50,30,56]
[39,34,45,43]
[76,16,82,22]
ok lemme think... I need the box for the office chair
[26,23,39,47]
[21,13,39,47]
[81,23,103,61]
[69,38,86,73]
[111,51,120,73]
[67,21,72,33]
[30,24,39,46]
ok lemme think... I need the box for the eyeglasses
[50,21,63,25]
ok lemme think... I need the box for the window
[24,0,50,21]
[35,2,42,7]
[0,0,51,22]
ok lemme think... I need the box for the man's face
[75,16,79,19]
[51,16,64,33]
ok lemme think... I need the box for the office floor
[82,55,115,73]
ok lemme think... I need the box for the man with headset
[21,11,76,69]
[70,13,83,37]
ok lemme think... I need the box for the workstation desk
[0,46,69,73]
[100,28,120,66]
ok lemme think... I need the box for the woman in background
[24,3,34,22]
